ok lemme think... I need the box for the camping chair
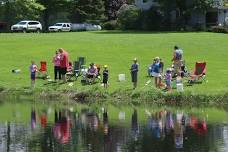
[38,61,48,79]
[66,61,80,81]
[188,62,206,84]
[78,57,86,68]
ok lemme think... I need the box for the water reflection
[0,105,227,152]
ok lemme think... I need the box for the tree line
[0,0,218,31]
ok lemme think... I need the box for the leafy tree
[37,0,70,30]
[69,0,105,24]
[103,0,127,20]
[0,0,44,25]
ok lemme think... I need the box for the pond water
[0,100,227,152]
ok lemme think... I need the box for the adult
[172,46,183,77]
[52,51,61,81]
[87,63,98,83]
[130,58,139,89]
[151,57,162,88]
[59,48,69,83]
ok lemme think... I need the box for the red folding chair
[189,62,206,83]
[38,61,48,79]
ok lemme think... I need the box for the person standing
[29,61,37,88]
[53,51,61,81]
[102,65,109,89]
[152,57,162,88]
[59,48,69,83]
[172,46,183,77]
[130,58,139,89]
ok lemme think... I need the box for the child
[165,68,172,91]
[30,61,37,88]
[103,65,109,88]
[130,58,139,89]
[67,62,73,74]
[152,57,161,88]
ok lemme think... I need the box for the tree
[103,0,127,20]
[1,0,44,24]
[37,0,70,30]
[156,0,215,28]
[69,0,105,24]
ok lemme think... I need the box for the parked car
[71,23,102,31]
[48,23,71,32]
[11,20,42,33]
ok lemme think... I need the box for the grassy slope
[0,31,228,94]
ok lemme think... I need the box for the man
[59,48,69,83]
[130,58,139,89]
[172,46,183,77]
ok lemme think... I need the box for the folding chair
[38,61,48,79]
[189,62,206,84]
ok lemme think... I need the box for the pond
[0,100,227,152]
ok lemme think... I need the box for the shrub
[102,20,119,30]
[117,4,141,30]
[211,26,228,33]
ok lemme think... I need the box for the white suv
[11,20,42,33]
[48,23,71,32]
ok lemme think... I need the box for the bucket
[176,83,184,92]
[118,74,125,81]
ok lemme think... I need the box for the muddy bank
[0,86,228,106]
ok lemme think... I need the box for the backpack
[175,49,183,60]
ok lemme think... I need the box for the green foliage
[117,5,141,29]
[102,20,119,30]
[69,0,106,24]
[1,0,44,24]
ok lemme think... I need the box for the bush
[117,4,141,30]
[140,7,163,30]
[102,20,118,30]
[211,26,228,33]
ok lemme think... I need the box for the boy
[130,58,139,89]
[30,61,37,88]
[103,65,109,88]
[165,68,172,91]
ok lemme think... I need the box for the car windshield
[54,23,63,26]
[17,22,27,25]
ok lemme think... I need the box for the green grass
[0,31,228,94]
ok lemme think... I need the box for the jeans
[54,66,61,80]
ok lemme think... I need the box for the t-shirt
[153,63,160,73]
[166,72,172,81]
[30,64,37,73]
[53,55,61,67]
[103,70,109,78]
[174,49,183,60]
[131,63,138,73]
[60,52,69,68]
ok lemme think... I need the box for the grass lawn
[0,31,228,94]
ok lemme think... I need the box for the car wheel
[22,29,27,33]
[58,29,61,32]
[36,28,41,33]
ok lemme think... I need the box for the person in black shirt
[103,65,109,88]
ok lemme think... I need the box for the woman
[152,57,162,88]
[53,51,61,81]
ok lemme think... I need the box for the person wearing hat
[130,58,139,89]
[151,57,162,88]
[102,65,109,88]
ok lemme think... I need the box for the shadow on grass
[91,30,204,35]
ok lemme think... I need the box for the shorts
[131,72,137,83]
[103,77,108,84]
[60,67,67,75]
[166,80,171,87]
[31,72,36,80]
[152,72,161,78]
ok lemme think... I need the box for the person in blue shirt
[130,58,139,89]
[152,57,162,88]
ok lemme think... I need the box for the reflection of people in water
[40,110,47,129]
[103,109,109,136]
[53,110,71,144]
[87,113,99,131]
[131,109,139,140]
[31,108,37,129]
[165,111,174,134]
[190,116,207,135]
[174,112,184,149]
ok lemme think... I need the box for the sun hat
[104,65,108,68]
[133,58,137,61]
